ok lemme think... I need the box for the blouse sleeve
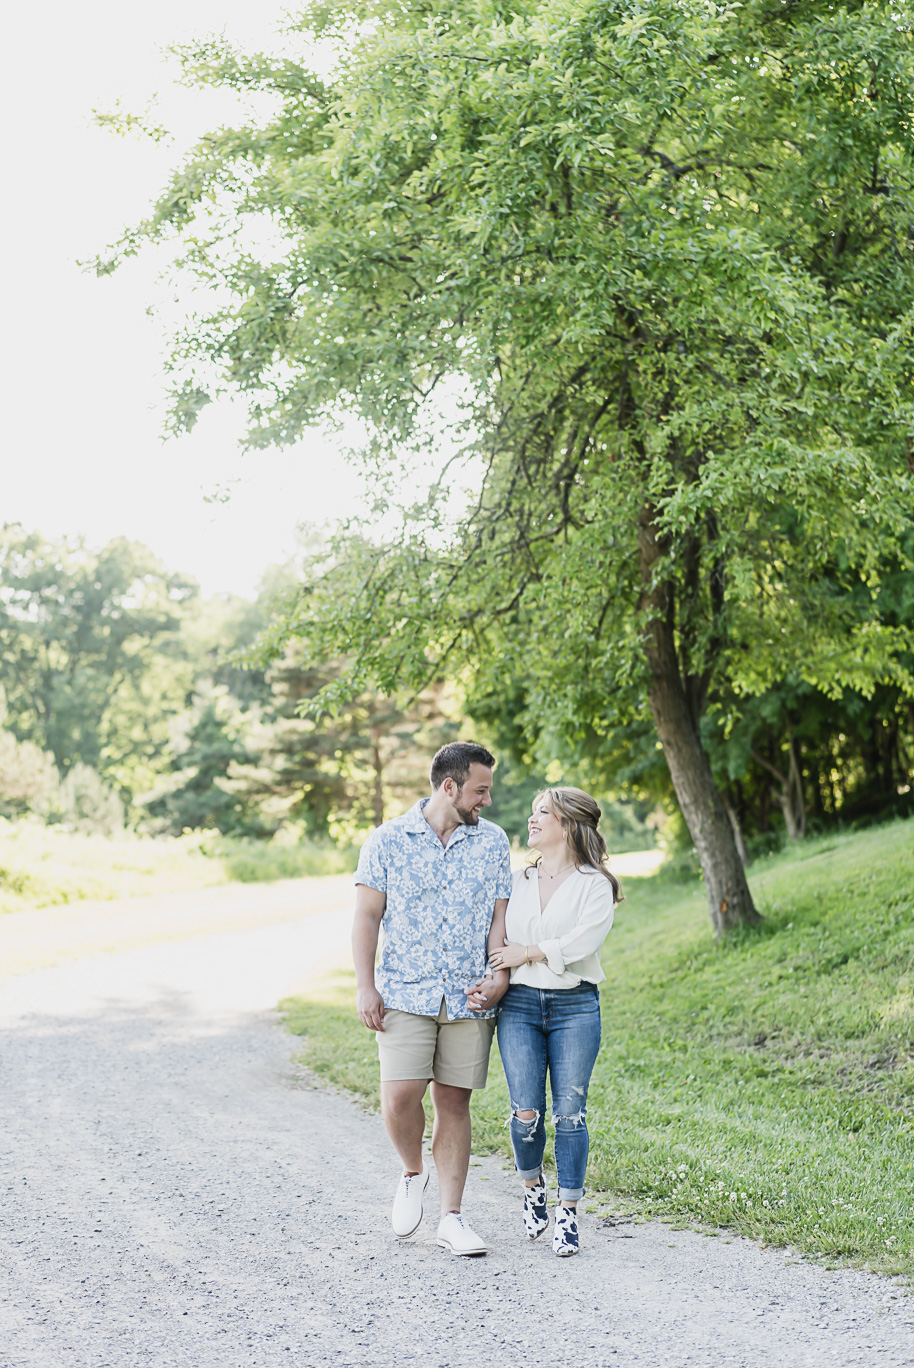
[538,873,614,976]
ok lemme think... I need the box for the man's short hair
[430,741,496,791]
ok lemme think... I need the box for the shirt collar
[402,796,481,841]
[403,799,432,834]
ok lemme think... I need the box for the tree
[57,764,124,836]
[0,731,59,819]
[236,646,460,835]
[0,526,198,802]
[703,533,914,847]
[102,0,914,932]
[142,688,269,836]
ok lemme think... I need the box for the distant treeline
[1,523,909,857]
[0,525,459,841]
[0,526,647,849]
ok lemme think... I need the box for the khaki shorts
[378,999,496,1090]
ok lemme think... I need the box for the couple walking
[352,741,620,1258]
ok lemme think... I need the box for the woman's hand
[489,940,535,971]
[465,970,509,1012]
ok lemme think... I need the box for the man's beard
[455,802,480,826]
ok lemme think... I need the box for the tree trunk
[776,790,801,841]
[639,503,762,936]
[786,731,806,838]
[724,795,749,867]
[759,778,771,834]
[370,728,385,827]
[751,729,805,840]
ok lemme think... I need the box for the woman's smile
[528,801,564,849]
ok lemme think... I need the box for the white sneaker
[436,1212,487,1256]
[391,1168,429,1238]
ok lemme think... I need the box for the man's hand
[465,969,509,1012]
[357,985,386,1031]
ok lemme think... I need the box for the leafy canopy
[103,0,914,755]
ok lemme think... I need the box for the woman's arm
[489,939,547,970]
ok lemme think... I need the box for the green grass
[0,821,356,914]
[211,835,357,884]
[281,817,914,1274]
[0,823,223,913]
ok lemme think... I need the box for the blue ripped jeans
[496,982,602,1201]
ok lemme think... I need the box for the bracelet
[525,945,532,966]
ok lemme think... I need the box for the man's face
[449,764,494,825]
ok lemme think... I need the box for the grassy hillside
[282,819,914,1274]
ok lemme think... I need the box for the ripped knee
[553,1084,588,1128]
[553,1108,587,1129]
[508,1104,541,1139]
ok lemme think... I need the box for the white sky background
[2,1,369,599]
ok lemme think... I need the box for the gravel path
[1,882,912,1368]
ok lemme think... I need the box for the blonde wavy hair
[525,786,622,901]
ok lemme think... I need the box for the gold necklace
[538,863,576,881]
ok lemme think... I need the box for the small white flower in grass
[729,1192,738,1202]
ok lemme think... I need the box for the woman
[488,787,620,1257]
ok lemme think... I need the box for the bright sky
[3,1,364,598]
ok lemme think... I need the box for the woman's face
[527,796,565,851]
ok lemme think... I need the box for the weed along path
[1,873,912,1368]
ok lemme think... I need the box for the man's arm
[466,898,510,1011]
[487,898,508,961]
[353,883,388,1031]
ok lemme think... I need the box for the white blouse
[503,865,615,990]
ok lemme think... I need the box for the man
[352,741,513,1256]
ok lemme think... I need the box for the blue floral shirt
[354,798,513,1020]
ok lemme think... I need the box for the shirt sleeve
[538,874,614,976]
[354,826,388,892]
[495,836,513,900]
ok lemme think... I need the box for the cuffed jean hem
[516,1164,544,1181]
[558,1186,585,1201]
